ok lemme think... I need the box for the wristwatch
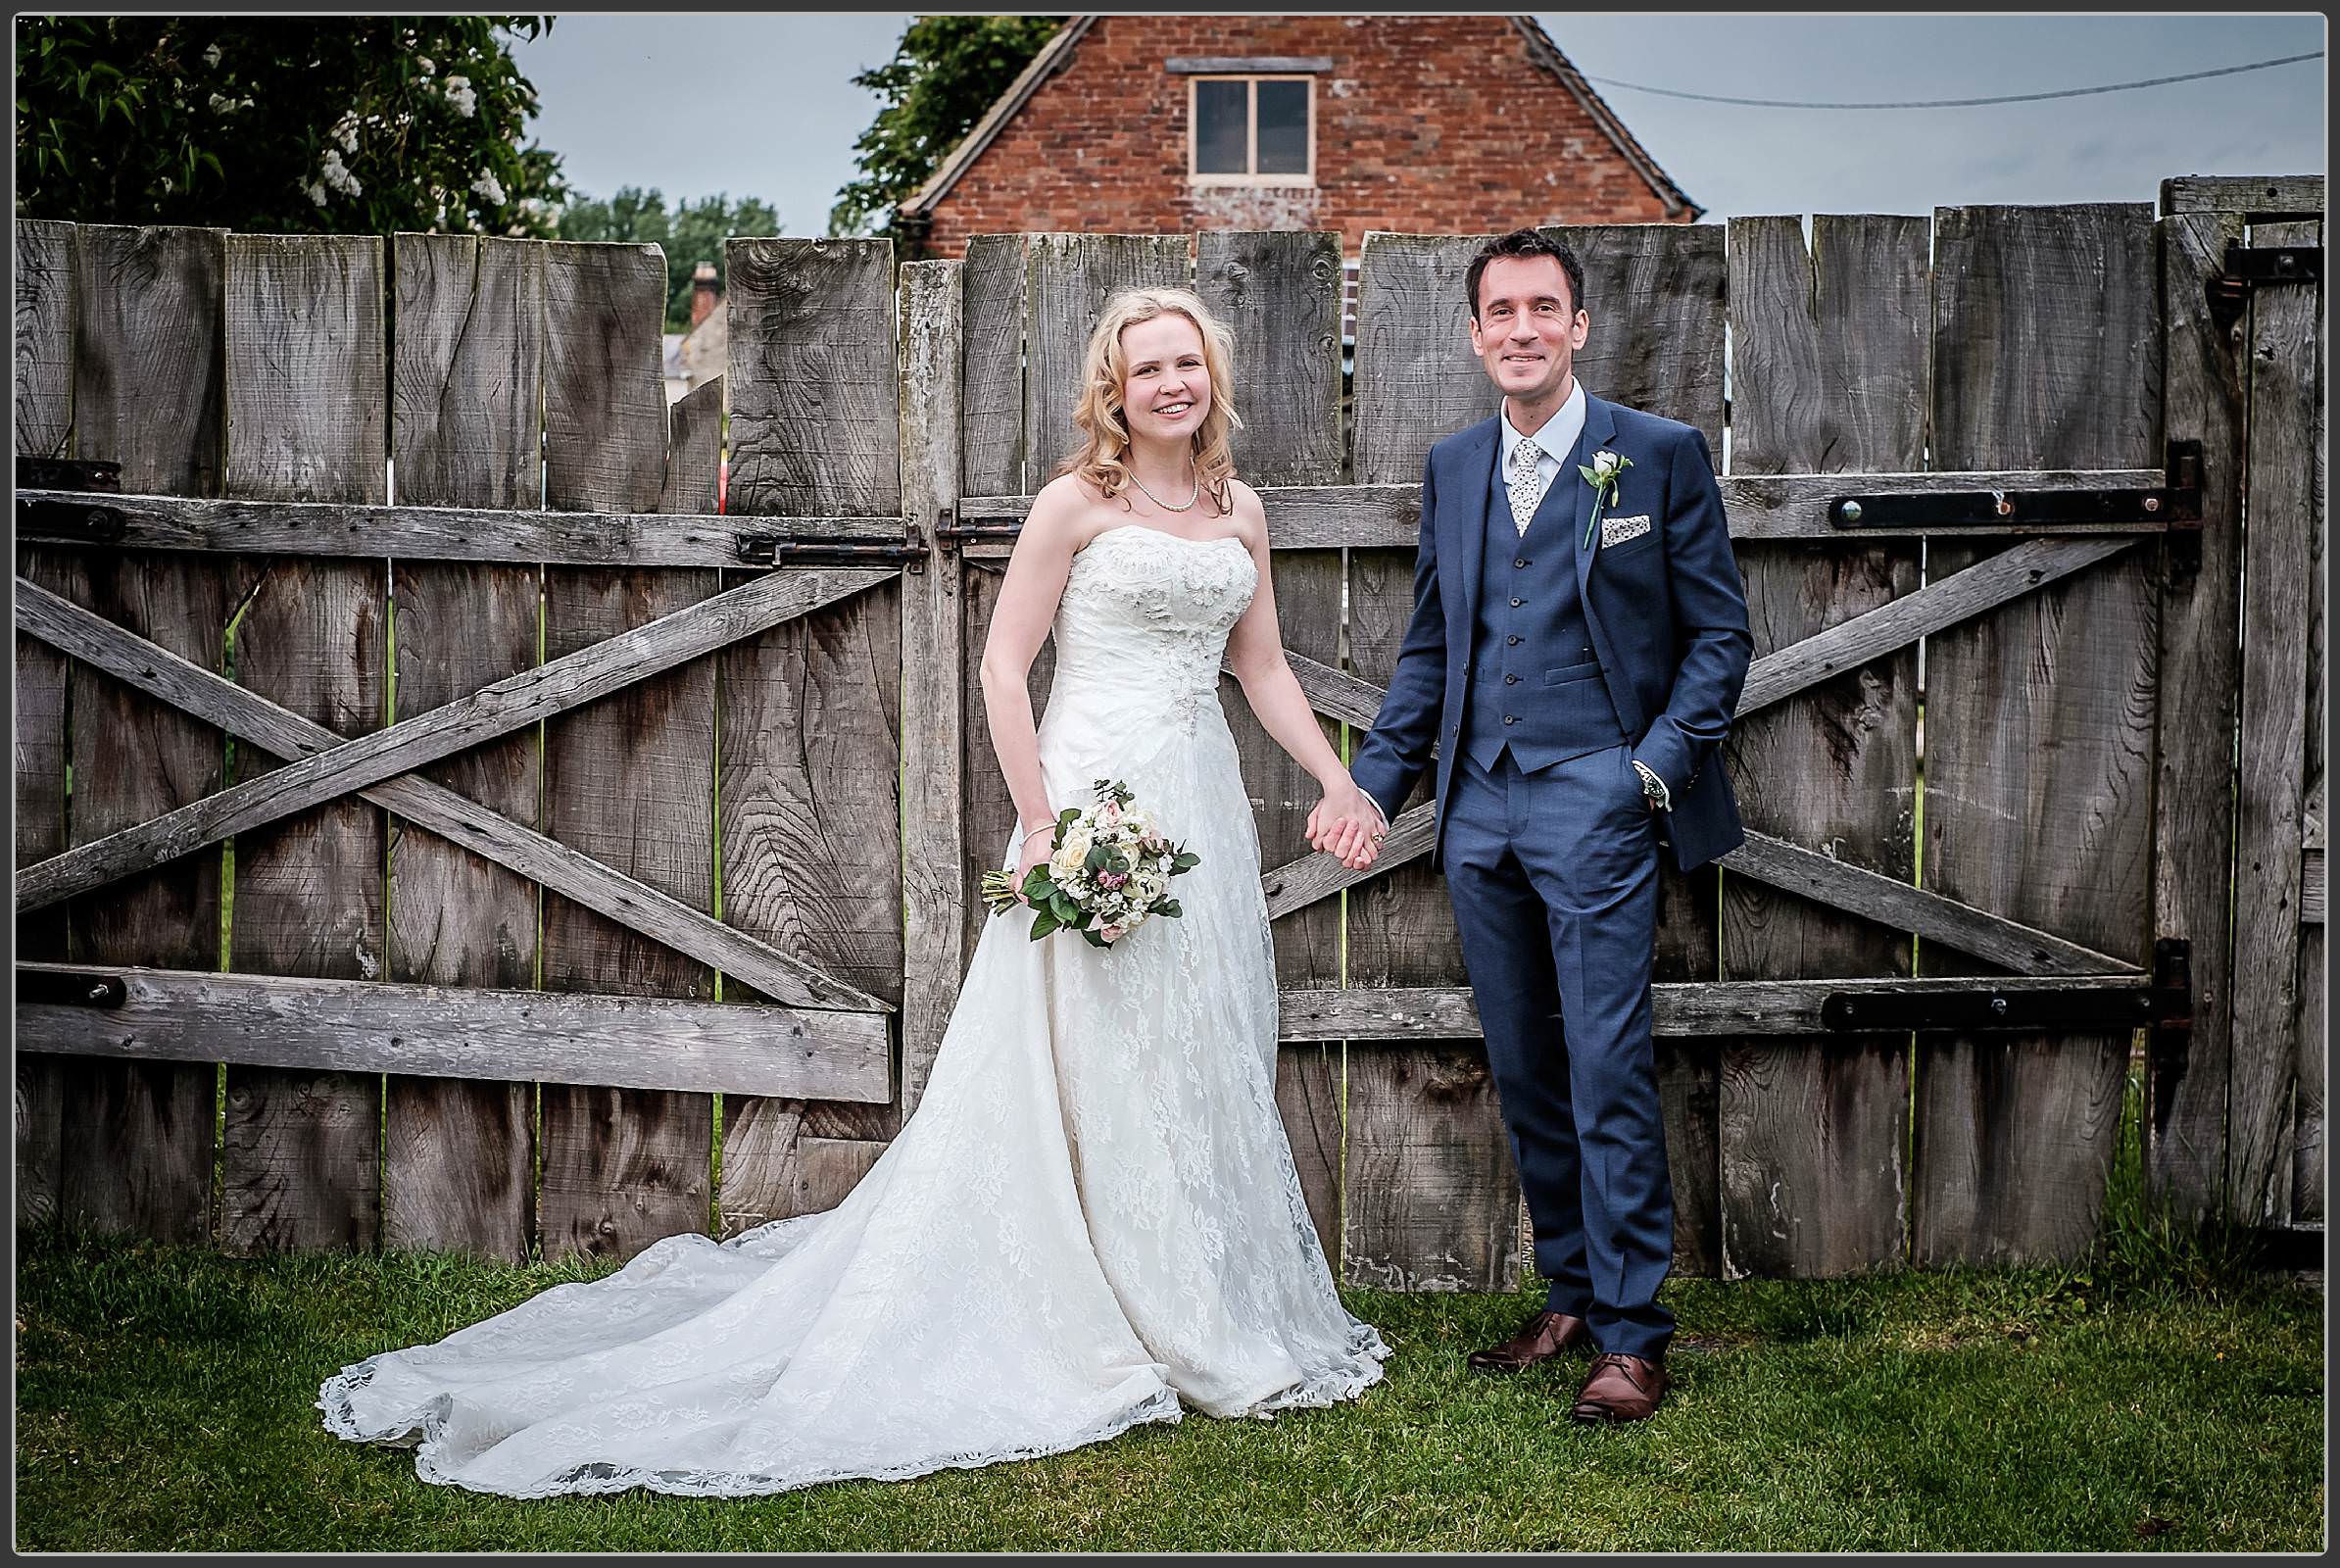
[1631,759,1672,811]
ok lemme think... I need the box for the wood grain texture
[959,234,1028,495]
[59,222,233,1244]
[2294,352,2326,1220]
[1915,203,2160,1265]
[2159,174,2324,219]
[1717,214,1926,1278]
[382,230,543,1261]
[659,375,724,516]
[1350,232,1497,489]
[899,261,966,1112]
[1021,232,1190,482]
[16,219,76,457]
[1280,974,2166,1040]
[539,239,714,1263]
[1342,230,1519,1293]
[715,1097,803,1239]
[719,235,904,1224]
[19,964,889,1099]
[726,237,900,517]
[14,219,76,1225]
[1196,230,1344,486]
[12,489,906,567]
[1542,220,1728,452]
[2146,210,2250,1219]
[1275,1042,1344,1268]
[219,232,386,1256]
[2227,218,2323,1225]
[16,575,875,1013]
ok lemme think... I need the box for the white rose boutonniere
[1580,449,1633,551]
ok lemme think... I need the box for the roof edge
[1510,17,1703,222]
[898,17,1097,220]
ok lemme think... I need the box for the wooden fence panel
[899,260,965,1113]
[15,218,79,1226]
[2294,321,2325,1222]
[1197,230,1347,1252]
[1022,232,1191,483]
[58,223,237,1244]
[2228,217,2323,1225]
[717,237,903,1234]
[1915,203,2160,1264]
[218,232,387,1255]
[381,231,543,1260]
[1717,214,1926,1277]
[2147,207,2249,1221]
[538,241,714,1261]
[1342,231,1520,1292]
[958,235,1039,955]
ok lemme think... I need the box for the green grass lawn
[15,1220,2322,1551]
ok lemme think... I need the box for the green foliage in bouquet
[980,780,1199,948]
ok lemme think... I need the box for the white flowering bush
[982,779,1200,949]
[17,17,567,237]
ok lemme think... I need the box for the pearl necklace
[1127,464,1200,514]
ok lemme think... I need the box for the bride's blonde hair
[1059,285,1242,516]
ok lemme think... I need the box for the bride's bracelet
[1021,824,1054,844]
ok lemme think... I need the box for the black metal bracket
[735,523,927,573]
[18,969,127,1009]
[2209,241,2322,332]
[1828,473,2193,533]
[931,507,1023,551]
[1823,940,2191,1034]
[17,494,128,542]
[2162,439,2207,577]
[15,456,121,494]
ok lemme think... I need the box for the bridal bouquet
[981,778,1199,948]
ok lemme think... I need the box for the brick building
[897,15,1700,260]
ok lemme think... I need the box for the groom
[1317,228,1752,1423]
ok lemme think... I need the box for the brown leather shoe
[1467,1309,1589,1373]
[1570,1351,1669,1421]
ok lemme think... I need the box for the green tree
[557,186,782,332]
[15,16,566,236]
[828,15,1066,253]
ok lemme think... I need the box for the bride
[318,285,1396,1498]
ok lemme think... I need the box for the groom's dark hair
[1466,229,1587,322]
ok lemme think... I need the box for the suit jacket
[1348,392,1755,873]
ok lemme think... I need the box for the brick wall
[917,16,1687,259]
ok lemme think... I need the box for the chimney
[690,263,720,328]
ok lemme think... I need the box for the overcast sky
[508,12,2325,232]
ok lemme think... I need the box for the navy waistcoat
[1461,443,1630,771]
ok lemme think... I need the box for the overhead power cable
[1578,49,2323,110]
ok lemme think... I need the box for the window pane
[1194,79,1248,174]
[1256,79,1310,175]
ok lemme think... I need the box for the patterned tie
[1507,436,1544,536]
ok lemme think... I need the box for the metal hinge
[18,968,127,1008]
[1823,939,2191,1034]
[735,523,927,573]
[1828,459,2198,534]
[2209,241,2322,331]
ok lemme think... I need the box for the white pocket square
[1600,514,1653,547]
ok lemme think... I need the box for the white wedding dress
[318,522,1390,1498]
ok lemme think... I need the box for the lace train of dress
[317,524,1390,1498]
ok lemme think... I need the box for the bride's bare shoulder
[1028,471,1119,551]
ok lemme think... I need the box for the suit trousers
[1439,739,1676,1359]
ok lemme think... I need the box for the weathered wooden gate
[14,178,2323,1280]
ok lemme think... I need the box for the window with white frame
[1189,74,1314,184]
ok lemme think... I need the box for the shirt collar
[1499,376,1587,470]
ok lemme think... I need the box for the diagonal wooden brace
[13,576,890,1013]
[15,565,897,921]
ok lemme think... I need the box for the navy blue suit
[1348,392,1752,1358]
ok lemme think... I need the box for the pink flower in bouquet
[1098,871,1127,890]
[1100,924,1126,942]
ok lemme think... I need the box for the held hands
[1305,776,1387,872]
